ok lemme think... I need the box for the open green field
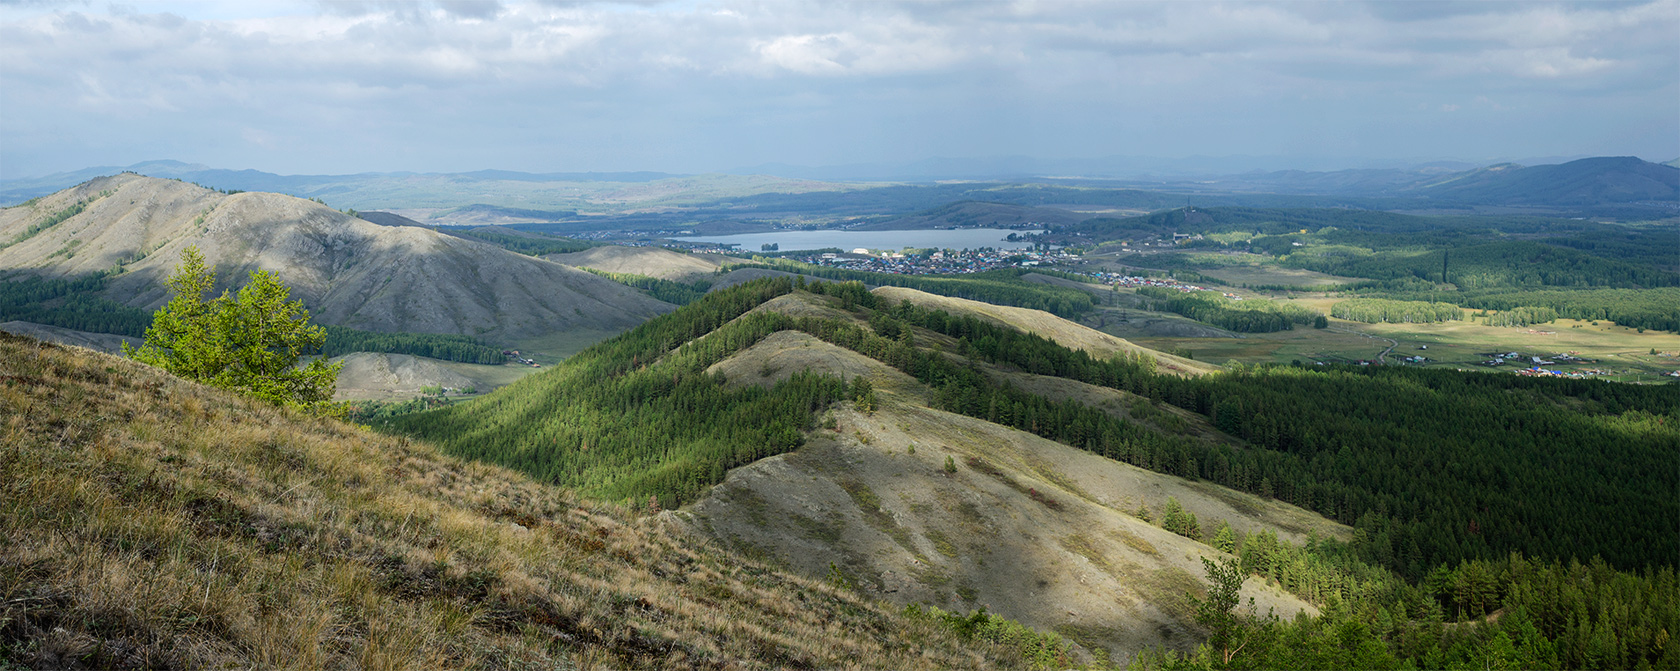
[511,327,628,365]
[1196,264,1360,287]
[1134,296,1680,382]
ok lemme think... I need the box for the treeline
[452,228,594,256]
[1353,287,1680,333]
[580,268,712,305]
[1459,288,1679,332]
[0,275,152,337]
[1479,306,1558,328]
[1330,299,1462,324]
[0,275,512,363]
[1286,240,1677,291]
[1137,286,1322,332]
[319,326,505,364]
[727,260,1096,318]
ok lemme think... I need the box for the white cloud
[0,0,1674,177]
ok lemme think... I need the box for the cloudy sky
[1,0,1676,178]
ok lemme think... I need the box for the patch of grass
[963,456,1062,511]
[791,513,846,544]
[839,478,922,558]
[925,529,960,559]
[1107,527,1160,557]
[1057,534,1116,576]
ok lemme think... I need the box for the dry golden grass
[0,332,1034,669]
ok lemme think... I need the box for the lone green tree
[1188,556,1260,666]
[124,247,341,413]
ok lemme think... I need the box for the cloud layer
[2,0,1675,177]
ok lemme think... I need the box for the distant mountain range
[0,160,680,207]
[2,156,1674,214]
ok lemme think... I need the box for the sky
[1,0,1676,179]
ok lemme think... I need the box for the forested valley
[384,277,1679,670]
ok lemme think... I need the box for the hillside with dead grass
[0,331,1045,669]
[546,245,737,281]
[687,332,1340,665]
[0,175,672,341]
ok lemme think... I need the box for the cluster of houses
[793,247,1084,275]
[501,350,541,368]
[1079,271,1245,300]
[1475,350,1622,379]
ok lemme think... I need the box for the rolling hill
[546,245,738,281]
[0,175,673,342]
[1410,157,1679,206]
[384,279,1355,663]
[871,286,1219,376]
[688,317,1330,663]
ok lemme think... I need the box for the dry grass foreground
[0,332,1035,670]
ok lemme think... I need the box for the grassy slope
[545,246,736,281]
[0,332,1032,670]
[0,175,673,342]
[872,286,1220,376]
[685,291,1338,664]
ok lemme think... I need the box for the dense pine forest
[383,277,1677,669]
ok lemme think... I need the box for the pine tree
[1213,521,1236,553]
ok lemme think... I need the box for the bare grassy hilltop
[546,245,737,281]
[682,290,1344,665]
[872,286,1220,376]
[0,331,1046,669]
[0,175,673,341]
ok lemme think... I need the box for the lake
[673,228,1044,252]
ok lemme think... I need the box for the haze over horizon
[2,0,1676,180]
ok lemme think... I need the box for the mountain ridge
[0,174,674,342]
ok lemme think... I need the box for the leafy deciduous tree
[124,247,341,414]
